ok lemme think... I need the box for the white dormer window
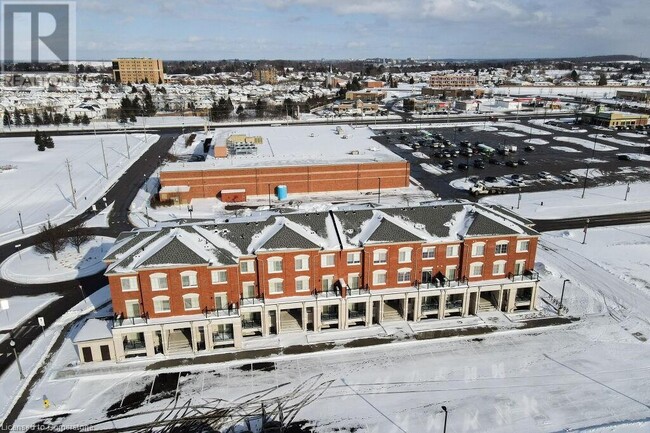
[150,273,168,291]
[180,270,198,288]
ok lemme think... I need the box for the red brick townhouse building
[74,202,540,363]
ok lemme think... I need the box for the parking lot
[373,117,650,200]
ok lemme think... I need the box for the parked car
[511,174,522,181]
[488,157,503,165]
[518,158,529,165]
[537,171,552,179]
[505,160,519,167]
[524,145,535,152]
[561,173,579,183]
[618,154,632,161]
[458,163,469,170]
[473,159,486,169]
[484,176,498,183]
[510,178,524,187]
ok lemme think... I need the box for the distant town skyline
[76,0,648,61]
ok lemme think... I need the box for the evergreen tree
[53,113,63,125]
[143,87,157,116]
[44,134,55,148]
[598,73,607,86]
[23,113,31,126]
[119,96,131,123]
[62,111,71,124]
[42,111,52,125]
[14,108,22,126]
[570,70,579,82]
[33,112,43,126]
[209,101,218,122]
[255,99,267,118]
[81,113,90,125]
[72,115,81,125]
[3,110,11,126]
[35,130,43,146]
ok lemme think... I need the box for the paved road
[531,210,650,232]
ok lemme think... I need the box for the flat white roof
[162,124,403,172]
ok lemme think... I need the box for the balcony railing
[509,270,539,282]
[321,312,339,322]
[242,319,262,329]
[240,295,264,306]
[204,307,239,318]
[515,296,531,303]
[421,302,439,311]
[123,340,146,351]
[347,287,370,296]
[316,289,341,298]
[348,310,366,319]
[213,332,234,342]
[418,278,468,290]
[446,299,463,309]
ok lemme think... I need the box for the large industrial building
[158,125,410,204]
[73,202,541,362]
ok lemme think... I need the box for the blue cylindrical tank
[276,184,288,200]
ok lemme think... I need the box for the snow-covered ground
[84,202,114,229]
[0,133,159,246]
[550,145,582,153]
[553,136,618,152]
[10,224,650,432]
[420,163,451,176]
[0,236,114,284]
[587,133,649,148]
[480,181,650,219]
[0,294,60,332]
[0,286,111,423]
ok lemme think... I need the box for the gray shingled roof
[382,205,464,238]
[105,231,158,261]
[284,212,329,239]
[258,224,321,251]
[465,213,520,236]
[140,236,207,267]
[209,220,275,254]
[334,209,375,241]
[366,217,424,243]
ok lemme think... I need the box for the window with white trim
[373,249,388,264]
[322,275,334,291]
[470,262,484,277]
[397,268,412,283]
[125,300,141,318]
[295,276,310,292]
[321,254,335,268]
[153,296,171,313]
[269,278,284,294]
[422,247,435,259]
[180,270,198,288]
[516,240,530,252]
[398,247,412,263]
[348,273,360,289]
[295,255,310,271]
[373,270,387,285]
[214,292,228,310]
[471,242,485,257]
[446,244,459,258]
[240,260,254,274]
[120,276,139,292]
[347,251,361,265]
[514,260,526,275]
[150,273,168,291]
[182,293,200,311]
[445,265,457,280]
[267,257,283,273]
[242,281,255,298]
[495,241,509,255]
[492,260,507,276]
[211,269,227,284]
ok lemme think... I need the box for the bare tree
[33,221,67,261]
[68,222,92,253]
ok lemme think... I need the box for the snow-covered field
[10,224,650,432]
[0,133,159,245]
[0,236,114,284]
[480,181,650,219]
[0,294,60,332]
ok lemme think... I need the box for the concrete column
[302,303,308,332]
[461,290,470,317]
[496,285,504,311]
[144,331,156,357]
[232,320,243,349]
[315,304,322,332]
[261,308,269,337]
[161,326,169,355]
[276,306,282,335]
[341,299,348,329]
[205,323,213,352]
[507,288,517,313]
[439,291,446,319]
[402,295,408,320]
[365,299,372,327]
[414,293,422,322]
[113,333,125,361]
[530,282,539,310]
[378,297,385,324]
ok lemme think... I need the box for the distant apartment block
[428,74,478,88]
[345,89,387,103]
[252,68,278,84]
[112,58,164,84]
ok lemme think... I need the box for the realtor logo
[1,0,76,70]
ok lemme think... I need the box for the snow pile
[570,168,605,179]
[553,136,617,151]
[411,151,429,159]
[617,153,650,162]
[524,138,549,145]
[420,163,450,176]
[550,146,581,153]
[587,133,648,148]
[498,131,525,137]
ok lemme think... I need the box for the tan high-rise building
[252,68,278,84]
[112,58,164,84]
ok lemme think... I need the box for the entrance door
[82,347,93,362]
[100,345,111,361]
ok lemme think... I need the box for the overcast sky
[76,0,649,60]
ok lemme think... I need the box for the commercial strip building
[615,90,650,103]
[158,125,410,204]
[74,202,541,363]
[112,58,165,84]
[581,111,649,128]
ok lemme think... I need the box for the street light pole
[441,406,448,433]
[18,211,24,234]
[581,163,589,199]
[558,279,570,315]
[9,340,25,379]
[517,188,522,209]
[582,218,590,244]
[624,182,630,201]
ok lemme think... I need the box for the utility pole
[581,164,589,199]
[101,138,109,179]
[582,219,590,244]
[124,128,130,159]
[624,182,630,201]
[65,159,77,209]
[18,211,24,234]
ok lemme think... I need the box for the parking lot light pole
[9,340,25,379]
[517,188,522,209]
[624,182,630,201]
[441,406,448,433]
[581,163,590,199]
[582,219,590,244]
[559,279,570,315]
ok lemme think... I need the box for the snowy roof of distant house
[160,124,403,172]
[104,202,538,274]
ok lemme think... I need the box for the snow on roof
[73,318,113,343]
[161,124,403,172]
